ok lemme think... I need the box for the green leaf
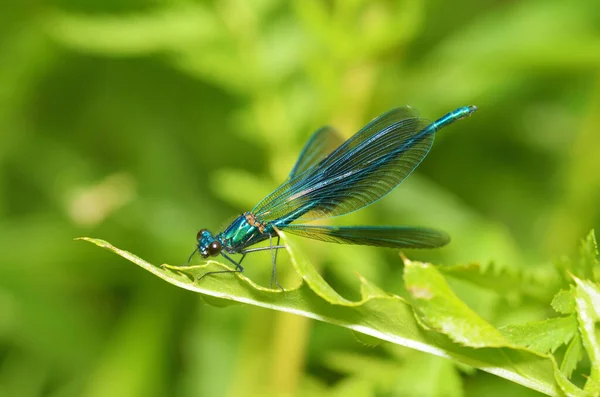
[499,315,578,354]
[79,235,587,397]
[578,231,599,282]
[439,261,559,303]
[552,289,576,315]
[560,332,583,378]
[572,276,600,394]
[557,231,600,283]
[404,258,508,348]
[439,262,518,294]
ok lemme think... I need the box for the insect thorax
[219,212,270,252]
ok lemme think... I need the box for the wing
[289,126,344,179]
[253,106,432,223]
[281,225,450,248]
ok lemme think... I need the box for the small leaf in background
[551,288,576,315]
[439,260,556,303]
[578,231,599,282]
[499,315,578,355]
[323,350,464,397]
[439,262,521,296]
[556,231,600,283]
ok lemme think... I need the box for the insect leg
[197,252,244,281]
[273,235,280,270]
[269,234,284,290]
[239,245,286,254]
[186,247,199,265]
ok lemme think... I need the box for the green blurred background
[1,0,599,396]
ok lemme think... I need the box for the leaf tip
[568,272,582,285]
[399,252,410,265]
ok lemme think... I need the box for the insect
[193,105,477,287]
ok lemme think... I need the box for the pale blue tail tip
[458,105,478,120]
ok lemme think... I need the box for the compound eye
[196,229,207,241]
[207,240,222,256]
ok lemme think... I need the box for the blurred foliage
[1,0,600,396]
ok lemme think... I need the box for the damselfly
[193,105,477,287]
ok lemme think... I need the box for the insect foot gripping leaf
[79,231,598,397]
